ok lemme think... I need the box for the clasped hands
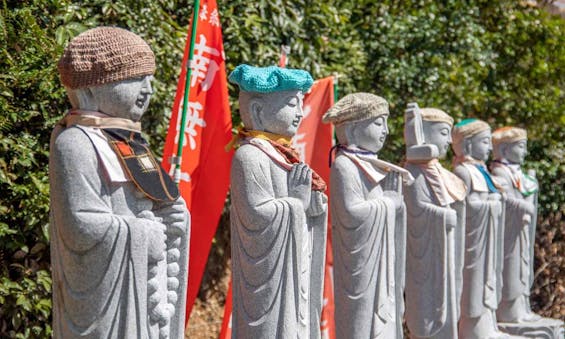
[288,162,327,216]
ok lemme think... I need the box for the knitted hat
[420,108,454,127]
[492,126,527,145]
[321,92,389,125]
[452,118,491,146]
[229,64,313,93]
[58,27,156,89]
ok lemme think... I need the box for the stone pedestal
[498,318,564,339]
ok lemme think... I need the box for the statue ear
[69,87,98,111]
[344,123,356,145]
[464,138,472,155]
[498,143,508,159]
[249,99,264,130]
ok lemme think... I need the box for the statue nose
[141,86,153,95]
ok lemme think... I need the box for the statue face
[469,130,492,162]
[351,116,389,153]
[423,121,452,158]
[251,90,304,137]
[91,75,153,121]
[504,140,527,164]
[423,121,452,159]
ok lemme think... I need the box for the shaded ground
[185,264,230,339]
[186,210,232,339]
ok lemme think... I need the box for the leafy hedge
[0,0,563,337]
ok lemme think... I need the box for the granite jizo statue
[228,65,328,339]
[323,93,412,339]
[403,106,467,339]
[50,27,190,339]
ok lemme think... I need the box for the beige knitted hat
[322,92,389,125]
[452,118,491,146]
[58,27,156,89]
[492,126,527,145]
[420,108,454,127]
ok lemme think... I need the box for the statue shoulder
[52,126,96,160]
[453,164,471,185]
[233,143,270,163]
[331,155,361,179]
[490,165,506,176]
[232,144,273,175]
[332,154,356,171]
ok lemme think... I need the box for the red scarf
[266,139,327,192]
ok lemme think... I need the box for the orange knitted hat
[58,27,155,89]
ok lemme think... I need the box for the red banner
[161,0,233,324]
[218,76,336,338]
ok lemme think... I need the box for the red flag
[218,76,336,339]
[161,0,233,324]
[218,282,233,338]
[294,77,336,339]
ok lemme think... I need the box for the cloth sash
[491,160,538,196]
[60,110,179,202]
[407,158,466,206]
[476,164,499,193]
[332,145,414,185]
[239,131,327,192]
[59,109,142,131]
[454,156,499,193]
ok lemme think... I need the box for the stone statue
[451,119,510,339]
[322,93,413,339]
[228,65,328,339]
[50,27,190,339]
[403,104,467,339]
[490,127,564,338]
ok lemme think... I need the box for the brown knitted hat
[492,126,527,145]
[322,92,389,125]
[420,108,454,127]
[58,27,156,89]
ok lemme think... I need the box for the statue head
[322,93,390,153]
[58,27,156,121]
[492,127,528,164]
[451,118,492,162]
[420,108,454,159]
[229,65,313,137]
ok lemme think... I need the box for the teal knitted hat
[455,118,478,128]
[452,118,490,145]
[229,64,313,93]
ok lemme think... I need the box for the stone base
[498,317,564,339]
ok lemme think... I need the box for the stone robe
[49,124,189,339]
[490,162,538,305]
[404,161,466,339]
[330,152,405,339]
[454,161,504,337]
[230,140,327,339]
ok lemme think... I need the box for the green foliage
[0,0,563,336]
[0,2,63,336]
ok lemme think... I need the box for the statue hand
[446,209,457,230]
[147,220,167,263]
[490,200,502,218]
[525,201,536,217]
[156,201,187,237]
[488,192,502,201]
[288,163,312,210]
[383,190,403,211]
[382,172,400,192]
[307,191,327,217]
[522,213,532,227]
